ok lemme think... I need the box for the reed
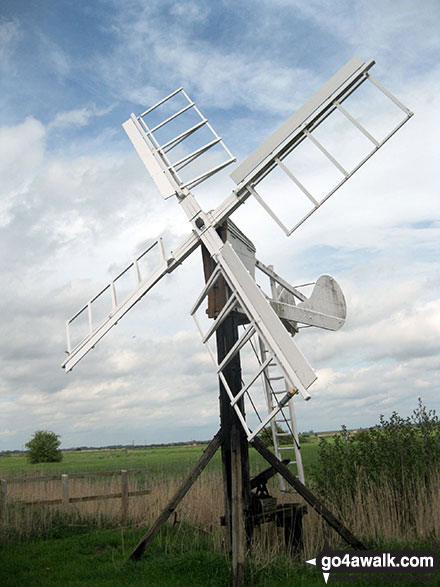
[2,464,439,560]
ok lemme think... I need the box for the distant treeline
[0,440,210,455]
[2,429,364,455]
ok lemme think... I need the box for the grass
[0,440,321,479]
[0,525,327,587]
[1,525,436,586]
[2,438,439,585]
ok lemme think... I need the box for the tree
[311,399,440,505]
[25,430,63,464]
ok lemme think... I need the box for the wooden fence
[0,468,151,523]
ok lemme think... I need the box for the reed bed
[2,466,439,561]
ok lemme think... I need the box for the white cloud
[0,117,45,205]
[49,104,115,130]
[0,17,20,61]
[95,2,321,116]
[0,1,438,450]
[37,31,70,79]
[169,1,210,23]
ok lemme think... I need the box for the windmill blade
[231,57,373,185]
[217,242,316,397]
[62,234,200,371]
[230,56,413,235]
[191,229,319,441]
[121,90,317,404]
[123,87,235,200]
[295,275,346,326]
[191,251,316,442]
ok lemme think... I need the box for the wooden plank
[230,424,246,587]
[251,436,365,549]
[216,310,251,586]
[69,468,151,479]
[1,479,7,523]
[20,498,63,507]
[70,490,151,504]
[8,475,62,484]
[129,430,223,561]
[201,243,228,319]
[121,470,129,522]
[61,474,69,511]
[18,489,151,507]
[6,467,151,483]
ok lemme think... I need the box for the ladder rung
[269,376,284,381]
[160,119,207,152]
[149,102,195,133]
[276,432,291,437]
[201,294,237,343]
[172,138,222,171]
[278,446,295,450]
[231,354,273,407]
[217,325,255,373]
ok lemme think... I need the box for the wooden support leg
[231,423,246,586]
[250,436,366,550]
[216,311,252,587]
[128,430,223,562]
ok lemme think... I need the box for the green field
[0,440,321,479]
[0,525,349,587]
[0,443,327,586]
[1,440,437,586]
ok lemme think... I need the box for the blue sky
[0,0,439,450]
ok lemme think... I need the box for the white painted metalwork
[258,338,305,489]
[255,261,346,332]
[123,88,235,200]
[63,238,175,371]
[190,266,312,441]
[62,57,412,451]
[230,57,413,236]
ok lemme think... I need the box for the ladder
[258,337,305,490]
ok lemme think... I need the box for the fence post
[61,474,69,511]
[1,479,7,524]
[121,470,128,523]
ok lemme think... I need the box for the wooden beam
[61,474,69,512]
[1,479,7,523]
[5,468,151,484]
[250,436,366,550]
[216,309,252,587]
[230,424,246,586]
[121,470,129,522]
[19,489,151,507]
[128,430,223,561]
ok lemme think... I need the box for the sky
[0,0,439,450]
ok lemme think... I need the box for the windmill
[62,56,412,583]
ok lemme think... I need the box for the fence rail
[0,468,151,523]
[3,468,151,484]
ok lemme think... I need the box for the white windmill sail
[62,59,412,450]
[62,234,202,372]
[190,260,315,441]
[122,87,236,199]
[230,56,413,235]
